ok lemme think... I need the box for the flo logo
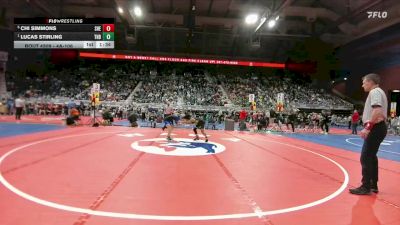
[131,138,225,156]
[367,11,388,19]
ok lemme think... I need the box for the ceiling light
[267,19,276,28]
[134,6,142,17]
[245,14,259,25]
[275,15,279,21]
[118,7,123,14]
[255,17,267,32]
[344,77,347,80]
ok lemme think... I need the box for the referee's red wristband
[365,122,374,130]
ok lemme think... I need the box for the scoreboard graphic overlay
[14,18,114,49]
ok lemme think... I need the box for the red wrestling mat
[0,127,399,225]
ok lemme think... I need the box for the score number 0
[102,24,114,41]
[103,24,114,32]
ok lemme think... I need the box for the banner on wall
[249,94,255,103]
[276,93,284,112]
[79,52,286,68]
[91,83,100,106]
[390,102,397,117]
[250,101,256,111]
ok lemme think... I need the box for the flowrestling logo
[131,138,225,156]
[367,11,388,19]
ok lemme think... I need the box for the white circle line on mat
[0,132,349,220]
[345,138,400,155]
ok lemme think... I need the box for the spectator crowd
[2,62,358,125]
[218,73,352,110]
[134,72,226,106]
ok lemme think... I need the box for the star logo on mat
[131,138,225,156]
[221,138,240,142]
[167,141,217,153]
[117,133,144,137]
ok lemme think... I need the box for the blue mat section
[0,123,64,138]
[282,132,400,162]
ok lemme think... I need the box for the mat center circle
[131,138,225,156]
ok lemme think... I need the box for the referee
[15,96,25,120]
[162,102,175,141]
[349,73,388,195]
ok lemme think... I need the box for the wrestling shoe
[349,186,371,195]
[371,182,379,193]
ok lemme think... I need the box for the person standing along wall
[14,96,25,120]
[352,110,360,135]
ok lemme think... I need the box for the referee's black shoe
[349,186,371,195]
[371,182,379,193]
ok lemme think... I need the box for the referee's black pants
[16,107,23,120]
[360,121,387,188]
[286,121,295,132]
[321,121,329,133]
